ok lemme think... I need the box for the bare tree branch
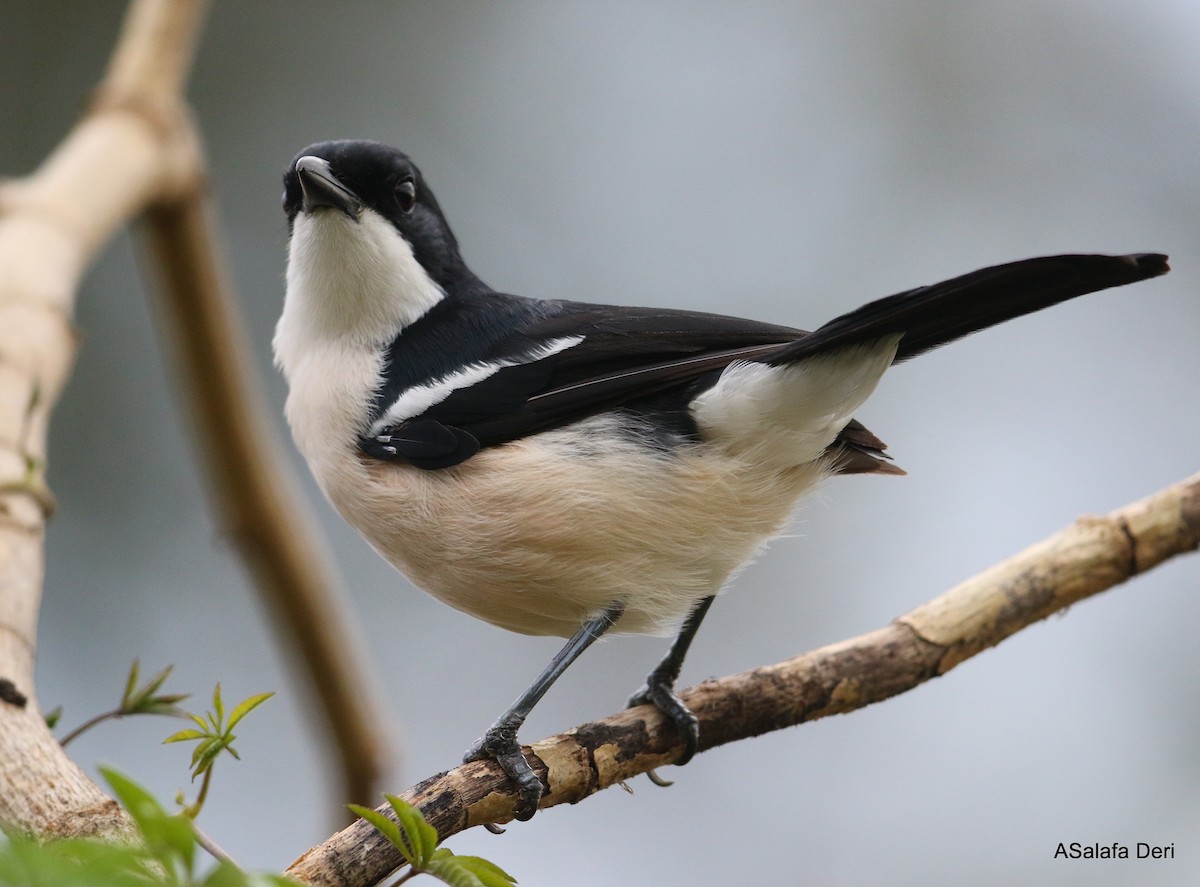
[286,473,1200,887]
[0,0,210,840]
[0,0,391,835]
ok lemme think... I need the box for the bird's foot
[463,724,544,822]
[627,676,699,765]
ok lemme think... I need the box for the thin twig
[57,710,125,748]
[192,821,239,869]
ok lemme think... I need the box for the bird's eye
[396,177,416,213]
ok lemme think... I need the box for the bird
[274,138,1168,823]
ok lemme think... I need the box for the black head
[283,140,474,288]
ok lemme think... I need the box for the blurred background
[4,1,1198,884]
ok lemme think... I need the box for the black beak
[295,156,363,220]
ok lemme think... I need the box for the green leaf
[43,705,62,730]
[138,664,173,699]
[0,834,156,887]
[122,660,141,707]
[212,683,224,727]
[239,875,304,887]
[424,851,519,887]
[347,804,413,867]
[100,765,168,832]
[99,766,196,876]
[198,860,304,887]
[163,728,209,744]
[385,794,438,866]
[122,662,190,717]
[444,854,517,886]
[160,682,274,820]
[201,859,304,887]
[140,694,191,714]
[199,860,247,887]
[192,738,227,776]
[189,736,221,769]
[226,692,274,731]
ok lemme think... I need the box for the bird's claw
[627,681,700,765]
[645,768,675,788]
[463,728,544,822]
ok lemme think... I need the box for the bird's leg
[464,602,625,822]
[627,595,715,766]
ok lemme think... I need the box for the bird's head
[280,140,485,354]
[283,139,473,291]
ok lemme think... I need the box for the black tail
[767,253,1169,366]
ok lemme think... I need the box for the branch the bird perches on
[286,473,1200,887]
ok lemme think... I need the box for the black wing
[367,253,1167,469]
[369,303,806,468]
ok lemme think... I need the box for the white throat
[273,207,447,490]
[274,207,445,377]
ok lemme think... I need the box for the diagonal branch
[286,472,1200,887]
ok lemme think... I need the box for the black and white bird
[275,139,1168,822]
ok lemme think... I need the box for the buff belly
[325,419,832,638]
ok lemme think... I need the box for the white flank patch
[369,335,585,435]
[691,335,902,465]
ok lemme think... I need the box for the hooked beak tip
[296,156,363,220]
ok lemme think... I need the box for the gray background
[5,2,1198,884]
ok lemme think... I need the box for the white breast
[275,208,448,489]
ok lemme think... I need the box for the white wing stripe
[369,335,585,435]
